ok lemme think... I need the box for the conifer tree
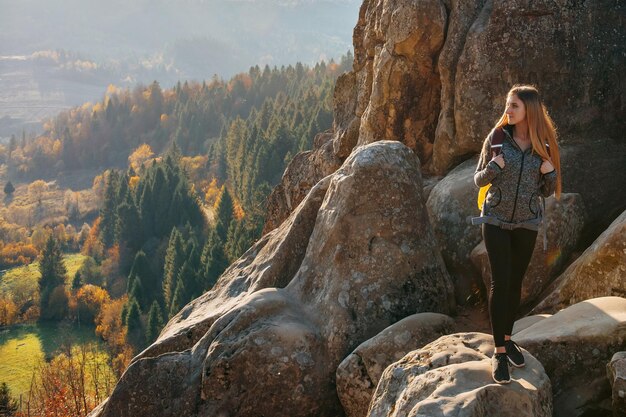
[116,199,141,254]
[38,235,67,320]
[3,181,14,195]
[199,229,228,291]
[0,382,19,416]
[127,251,154,309]
[125,298,144,349]
[129,277,146,311]
[146,300,164,344]
[214,187,234,241]
[100,170,120,247]
[163,228,186,309]
[169,277,187,318]
[72,271,83,291]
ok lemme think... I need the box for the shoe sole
[508,356,526,368]
[492,375,511,384]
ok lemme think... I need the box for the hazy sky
[0,0,361,136]
[0,0,360,70]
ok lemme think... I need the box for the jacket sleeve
[540,169,557,197]
[474,131,502,187]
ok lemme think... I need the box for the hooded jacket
[471,124,557,232]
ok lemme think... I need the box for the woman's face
[505,94,526,125]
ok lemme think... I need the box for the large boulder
[471,193,586,308]
[438,1,624,174]
[432,0,495,171]
[333,71,360,159]
[132,174,332,361]
[90,141,455,417]
[426,158,483,304]
[354,0,446,164]
[336,313,454,417]
[367,332,552,417]
[284,141,455,364]
[532,209,626,314]
[607,352,626,417]
[557,140,626,248]
[514,297,626,417]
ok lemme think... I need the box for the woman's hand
[492,152,505,169]
[540,159,555,174]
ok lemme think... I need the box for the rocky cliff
[89,0,625,416]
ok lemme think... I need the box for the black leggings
[482,223,537,347]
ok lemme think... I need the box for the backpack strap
[490,127,505,156]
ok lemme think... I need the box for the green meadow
[0,253,113,400]
[0,321,112,399]
[0,253,87,303]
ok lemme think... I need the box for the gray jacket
[471,124,557,233]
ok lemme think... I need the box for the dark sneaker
[505,339,525,368]
[492,352,511,384]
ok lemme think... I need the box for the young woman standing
[472,85,562,384]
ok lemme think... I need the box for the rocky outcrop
[471,193,586,308]
[91,141,454,417]
[366,332,552,417]
[134,174,332,361]
[437,1,624,174]
[352,0,446,162]
[514,297,626,417]
[607,352,626,417]
[511,314,550,335]
[426,158,483,304]
[341,0,626,176]
[89,0,626,415]
[336,313,454,417]
[333,71,360,159]
[557,140,626,248]
[532,209,626,314]
[266,0,625,242]
[262,130,341,234]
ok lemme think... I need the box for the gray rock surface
[336,313,454,417]
[91,141,454,417]
[426,158,483,304]
[532,209,626,314]
[607,352,626,417]
[367,332,552,417]
[515,297,626,417]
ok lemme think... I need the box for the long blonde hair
[494,84,562,199]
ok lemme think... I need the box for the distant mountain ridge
[0,0,358,137]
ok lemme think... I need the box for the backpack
[477,127,505,211]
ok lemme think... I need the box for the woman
[472,84,562,384]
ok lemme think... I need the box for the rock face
[557,140,626,248]
[265,0,624,243]
[91,141,454,417]
[607,352,626,417]
[88,0,626,415]
[283,141,455,365]
[514,297,626,417]
[437,1,624,174]
[262,129,341,234]
[336,313,454,417]
[532,209,626,314]
[471,193,586,308]
[134,174,333,361]
[367,332,552,417]
[339,0,626,175]
[352,0,446,162]
[426,158,483,304]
